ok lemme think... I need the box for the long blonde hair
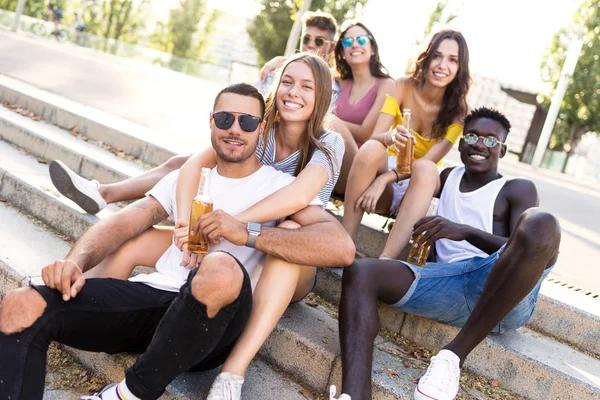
[262,53,336,177]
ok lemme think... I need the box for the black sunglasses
[212,111,262,132]
[302,34,330,48]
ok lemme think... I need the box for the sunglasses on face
[463,133,505,148]
[302,34,330,48]
[212,111,262,132]
[341,35,370,48]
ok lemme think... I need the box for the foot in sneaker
[80,383,118,400]
[49,160,107,214]
[207,372,244,400]
[414,349,460,400]
[330,385,351,400]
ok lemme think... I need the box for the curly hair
[303,11,337,37]
[334,22,391,81]
[464,107,511,138]
[411,30,471,140]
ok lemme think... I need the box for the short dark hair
[303,11,337,37]
[464,107,511,138]
[213,83,265,118]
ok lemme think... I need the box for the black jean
[0,255,252,400]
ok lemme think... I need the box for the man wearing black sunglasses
[0,83,355,400]
[332,107,561,400]
[256,11,338,97]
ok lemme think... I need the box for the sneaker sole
[414,386,456,400]
[49,161,101,214]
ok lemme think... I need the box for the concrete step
[0,200,318,400]
[2,100,600,399]
[0,74,185,166]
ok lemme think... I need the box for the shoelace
[209,376,238,400]
[421,355,459,393]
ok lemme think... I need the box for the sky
[153,0,585,93]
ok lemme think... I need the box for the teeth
[284,101,302,109]
[350,51,362,56]
[433,72,447,77]
[470,154,486,160]
[224,140,243,145]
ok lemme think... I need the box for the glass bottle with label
[395,108,413,174]
[407,198,440,267]
[188,168,213,254]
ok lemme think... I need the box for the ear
[500,143,507,158]
[209,111,213,125]
[258,121,266,135]
[458,137,465,154]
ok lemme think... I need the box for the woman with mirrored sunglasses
[342,29,472,260]
[330,21,395,196]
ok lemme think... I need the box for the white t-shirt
[129,166,322,292]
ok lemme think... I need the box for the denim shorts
[391,245,553,333]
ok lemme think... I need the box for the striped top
[256,127,345,207]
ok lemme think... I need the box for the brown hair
[411,30,471,140]
[303,11,337,38]
[262,53,337,177]
[334,22,391,81]
[213,83,265,118]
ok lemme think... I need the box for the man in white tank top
[332,107,561,400]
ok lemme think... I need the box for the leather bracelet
[394,169,401,182]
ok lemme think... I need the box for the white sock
[99,380,141,400]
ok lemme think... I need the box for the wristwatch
[246,222,261,248]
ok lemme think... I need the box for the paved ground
[1,29,599,296]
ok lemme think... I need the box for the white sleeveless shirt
[435,166,510,264]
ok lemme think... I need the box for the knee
[410,159,438,182]
[513,209,561,252]
[0,288,46,334]
[342,259,372,291]
[354,140,385,169]
[191,252,244,316]
[162,155,190,171]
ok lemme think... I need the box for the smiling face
[459,117,507,174]
[210,93,264,164]
[341,25,372,66]
[426,38,460,88]
[275,60,316,124]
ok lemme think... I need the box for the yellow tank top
[381,94,463,166]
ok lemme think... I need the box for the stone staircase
[1,75,599,400]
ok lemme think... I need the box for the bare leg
[330,117,359,197]
[342,140,390,239]
[218,221,316,377]
[339,259,414,399]
[100,155,190,204]
[84,226,172,279]
[444,209,561,363]
[380,160,440,259]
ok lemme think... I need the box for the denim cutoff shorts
[391,245,554,333]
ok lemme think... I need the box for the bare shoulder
[502,178,539,207]
[394,77,414,100]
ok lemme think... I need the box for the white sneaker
[330,385,351,400]
[414,349,460,400]
[49,160,107,214]
[206,372,244,400]
[80,383,118,399]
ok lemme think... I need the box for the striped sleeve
[307,131,345,206]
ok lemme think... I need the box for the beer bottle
[407,198,440,267]
[188,168,213,254]
[395,109,413,174]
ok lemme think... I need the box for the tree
[418,0,463,47]
[540,0,600,172]
[147,0,220,72]
[247,0,368,66]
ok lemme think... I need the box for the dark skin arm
[413,178,539,255]
[41,196,168,301]
[196,205,356,267]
